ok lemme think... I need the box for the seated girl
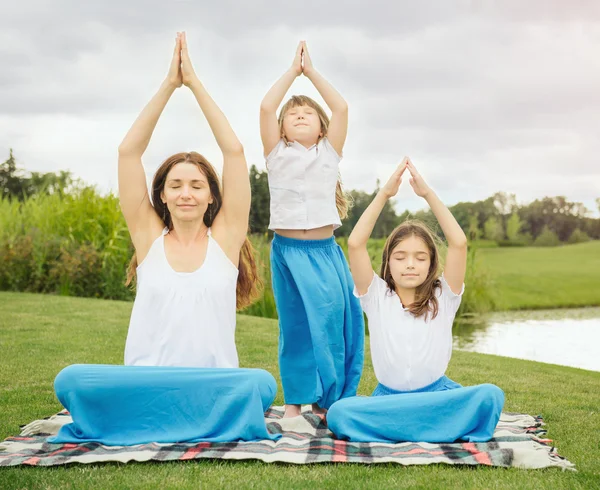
[327,158,504,443]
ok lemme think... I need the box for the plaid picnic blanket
[0,407,575,469]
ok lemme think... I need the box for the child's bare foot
[312,403,327,415]
[283,404,302,418]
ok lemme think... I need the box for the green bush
[0,188,133,300]
[0,190,494,319]
[533,225,561,247]
[567,228,591,244]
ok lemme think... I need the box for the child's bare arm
[260,42,303,156]
[348,160,408,294]
[302,42,348,156]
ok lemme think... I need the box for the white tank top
[124,228,239,368]
[267,138,342,230]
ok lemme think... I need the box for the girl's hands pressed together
[291,41,303,77]
[301,41,315,78]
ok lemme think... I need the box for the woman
[49,33,278,446]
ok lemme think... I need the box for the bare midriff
[274,225,334,240]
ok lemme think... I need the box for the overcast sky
[1,1,599,215]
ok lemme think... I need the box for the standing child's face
[388,235,431,290]
[281,104,322,146]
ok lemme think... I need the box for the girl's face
[388,235,432,290]
[281,104,322,146]
[161,162,212,223]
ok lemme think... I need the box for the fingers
[173,33,181,55]
[406,157,419,176]
[172,33,182,64]
[395,157,409,177]
[296,41,304,56]
[181,31,189,53]
[302,41,312,64]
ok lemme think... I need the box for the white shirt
[355,272,464,391]
[124,228,239,368]
[266,138,342,230]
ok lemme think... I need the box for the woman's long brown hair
[125,152,261,310]
[381,220,442,320]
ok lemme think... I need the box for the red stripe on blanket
[47,444,80,457]
[462,442,492,465]
[23,457,40,465]
[332,440,347,463]
[181,442,211,460]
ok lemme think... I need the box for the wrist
[422,189,435,202]
[303,68,317,79]
[186,77,203,91]
[161,79,179,92]
[378,189,393,200]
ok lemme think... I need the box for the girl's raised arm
[407,159,468,294]
[348,160,408,294]
[259,42,303,156]
[302,42,348,156]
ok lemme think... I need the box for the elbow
[260,102,276,115]
[224,142,245,156]
[117,144,138,157]
[452,237,468,250]
[347,236,363,250]
[336,101,349,114]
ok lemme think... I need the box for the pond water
[453,307,600,372]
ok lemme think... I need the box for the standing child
[327,158,504,442]
[260,42,364,418]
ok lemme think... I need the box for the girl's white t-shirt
[355,272,464,391]
[266,138,342,230]
[124,228,239,368]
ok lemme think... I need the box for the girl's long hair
[381,220,442,319]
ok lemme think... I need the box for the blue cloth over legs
[48,364,280,445]
[270,234,364,409]
[327,376,504,443]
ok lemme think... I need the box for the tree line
[3,151,599,245]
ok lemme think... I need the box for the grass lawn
[477,241,600,310]
[1,292,599,489]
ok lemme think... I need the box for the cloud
[0,0,598,216]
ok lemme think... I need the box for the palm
[291,42,303,76]
[407,161,431,198]
[180,32,198,87]
[301,41,314,76]
[382,161,407,197]
[167,35,183,88]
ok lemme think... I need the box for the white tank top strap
[207,227,212,237]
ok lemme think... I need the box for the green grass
[1,292,599,489]
[477,241,600,310]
